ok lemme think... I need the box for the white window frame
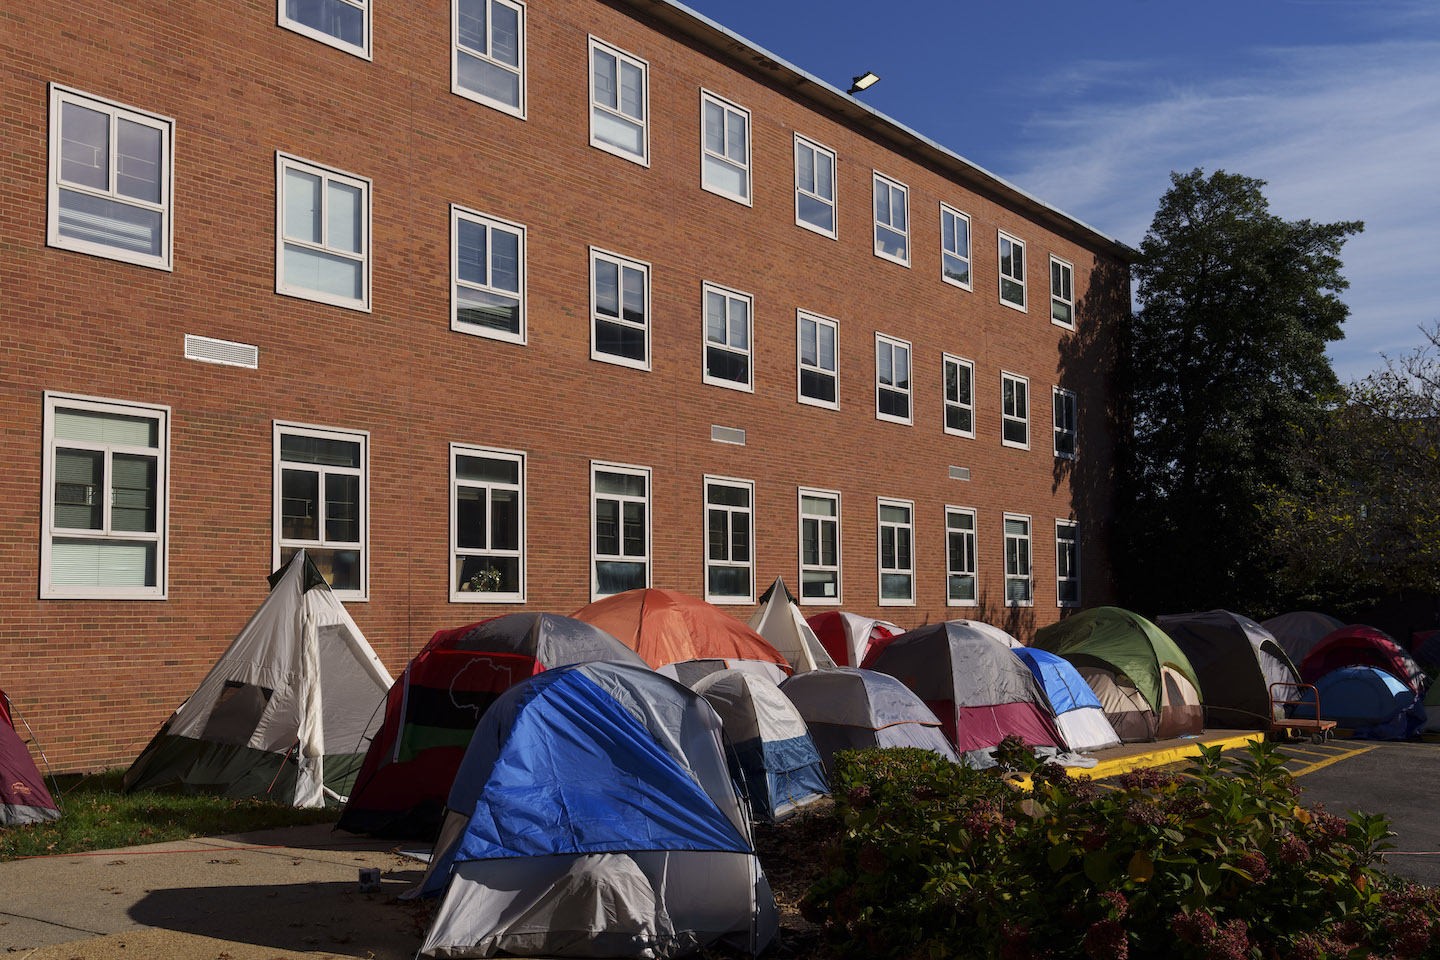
[1050,255,1075,329]
[942,353,975,439]
[588,36,649,166]
[875,333,913,426]
[998,230,1026,311]
[590,247,652,371]
[796,310,839,411]
[797,487,842,606]
[794,133,837,239]
[452,0,527,118]
[450,443,526,603]
[1004,512,1033,607]
[1053,386,1078,460]
[877,497,915,606]
[945,506,977,608]
[590,461,651,601]
[451,204,526,344]
[275,153,372,312]
[872,171,910,267]
[40,392,170,600]
[277,0,371,59]
[703,475,755,605]
[1001,371,1030,450]
[273,421,369,602]
[1056,519,1080,608]
[939,202,972,290]
[699,89,752,206]
[702,282,754,392]
[47,85,175,271]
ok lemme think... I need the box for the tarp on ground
[1299,625,1427,694]
[1157,610,1302,728]
[124,551,392,807]
[338,612,644,837]
[692,670,828,822]
[779,667,959,775]
[869,621,1064,753]
[1011,647,1121,753]
[747,577,835,674]
[416,661,777,958]
[0,689,60,826]
[572,588,790,684]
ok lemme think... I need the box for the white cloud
[999,35,1440,382]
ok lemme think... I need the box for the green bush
[801,738,1440,959]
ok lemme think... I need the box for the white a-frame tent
[747,577,835,674]
[124,551,392,807]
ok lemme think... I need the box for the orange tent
[572,588,791,686]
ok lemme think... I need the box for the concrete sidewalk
[0,823,428,959]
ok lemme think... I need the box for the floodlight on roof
[847,71,880,94]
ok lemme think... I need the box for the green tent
[1035,607,1205,741]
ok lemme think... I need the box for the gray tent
[1262,611,1346,665]
[780,667,958,774]
[1157,611,1302,728]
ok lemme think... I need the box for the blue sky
[680,0,1440,382]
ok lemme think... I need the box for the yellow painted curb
[1068,733,1267,782]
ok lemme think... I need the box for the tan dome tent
[1035,607,1203,743]
[1157,610,1302,729]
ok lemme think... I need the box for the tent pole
[12,699,64,814]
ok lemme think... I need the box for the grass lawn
[0,770,339,862]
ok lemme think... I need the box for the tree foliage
[1268,322,1440,612]
[1118,168,1362,615]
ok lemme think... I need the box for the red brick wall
[0,0,1126,770]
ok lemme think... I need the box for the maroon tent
[1299,625,1427,694]
[337,613,644,838]
[868,621,1064,754]
[1,689,60,826]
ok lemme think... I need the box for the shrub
[802,738,1440,959]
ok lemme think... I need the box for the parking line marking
[1287,744,1374,777]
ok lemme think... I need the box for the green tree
[1117,169,1362,616]
[1268,322,1440,612]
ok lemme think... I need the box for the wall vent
[948,465,971,481]
[711,425,746,445]
[184,334,258,369]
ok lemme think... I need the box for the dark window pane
[597,319,646,361]
[456,486,486,549]
[708,564,750,598]
[325,473,360,543]
[281,434,361,468]
[706,346,749,384]
[596,560,645,594]
[595,499,619,555]
[281,469,319,541]
[457,554,519,595]
[491,489,519,550]
[800,369,836,403]
[54,449,104,530]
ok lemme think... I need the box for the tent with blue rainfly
[1011,648,1121,753]
[1292,665,1419,729]
[417,660,777,959]
[691,669,828,822]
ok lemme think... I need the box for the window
[940,203,971,289]
[276,154,370,311]
[451,445,525,602]
[945,507,977,606]
[452,206,525,342]
[705,476,754,604]
[943,354,975,438]
[873,172,909,265]
[797,311,839,409]
[274,422,367,599]
[877,498,914,604]
[1056,520,1080,607]
[798,488,841,603]
[589,37,648,164]
[875,334,912,425]
[1054,387,1077,459]
[47,86,174,271]
[1004,513,1032,606]
[591,248,650,370]
[41,393,169,599]
[1050,256,1074,328]
[794,134,836,237]
[453,0,525,117]
[999,231,1026,310]
[592,463,650,599]
[703,283,752,391]
[278,0,369,58]
[1002,371,1029,449]
[700,90,750,204]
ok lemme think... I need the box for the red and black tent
[1,689,60,827]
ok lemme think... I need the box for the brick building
[0,0,1131,771]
